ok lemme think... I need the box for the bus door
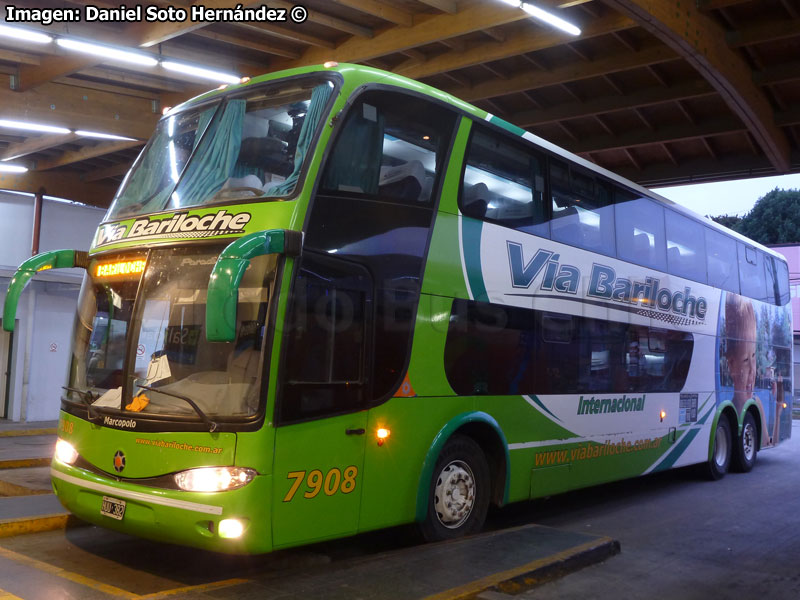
[271,254,372,547]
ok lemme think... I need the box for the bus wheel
[706,416,732,481]
[732,412,758,473]
[420,435,490,542]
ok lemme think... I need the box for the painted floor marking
[0,545,138,599]
[423,537,615,600]
[0,543,250,599]
[139,578,250,599]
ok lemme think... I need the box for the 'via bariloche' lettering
[96,210,252,246]
[506,242,707,320]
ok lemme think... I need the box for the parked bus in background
[4,63,792,553]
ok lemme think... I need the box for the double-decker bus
[4,63,792,554]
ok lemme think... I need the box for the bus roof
[171,63,784,263]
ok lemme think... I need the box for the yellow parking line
[0,588,24,599]
[0,428,57,437]
[0,546,138,599]
[139,578,250,599]
[424,537,616,600]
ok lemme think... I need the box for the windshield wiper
[62,386,101,422]
[135,383,218,433]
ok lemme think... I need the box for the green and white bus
[4,63,792,554]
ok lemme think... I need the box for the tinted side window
[321,92,453,205]
[775,258,790,305]
[460,126,546,235]
[312,90,457,403]
[280,254,371,423]
[705,228,739,293]
[615,193,667,271]
[550,160,615,257]
[738,242,769,303]
[444,299,693,396]
[665,210,707,283]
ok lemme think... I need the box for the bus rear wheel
[732,412,758,473]
[420,435,490,542]
[706,416,732,481]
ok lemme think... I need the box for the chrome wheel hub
[433,460,475,529]
[742,422,756,461]
[714,426,729,467]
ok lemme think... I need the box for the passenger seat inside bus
[378,160,426,202]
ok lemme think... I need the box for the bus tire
[706,415,732,481]
[732,411,758,473]
[419,435,490,542]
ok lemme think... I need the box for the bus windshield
[106,76,336,220]
[67,247,278,421]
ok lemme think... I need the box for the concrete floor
[506,421,800,600]
[0,422,797,599]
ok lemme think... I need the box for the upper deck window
[459,126,546,235]
[106,76,336,221]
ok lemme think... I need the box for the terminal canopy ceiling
[0,0,798,208]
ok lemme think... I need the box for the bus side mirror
[3,249,89,332]
[206,229,302,342]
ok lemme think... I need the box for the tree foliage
[710,214,742,229]
[732,188,800,245]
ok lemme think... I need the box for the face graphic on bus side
[724,293,757,414]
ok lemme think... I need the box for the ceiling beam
[0,75,159,140]
[552,115,745,154]
[35,140,145,171]
[443,43,676,102]
[265,0,374,37]
[510,79,716,127]
[696,0,751,10]
[13,0,261,91]
[417,0,458,14]
[0,170,119,208]
[190,29,303,59]
[726,18,800,48]
[601,0,791,172]
[397,12,635,79]
[231,23,336,49]
[84,161,134,183]
[0,133,80,161]
[269,2,530,69]
[615,153,798,188]
[328,0,414,26]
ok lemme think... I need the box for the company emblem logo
[113,450,126,473]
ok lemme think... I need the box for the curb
[0,514,86,538]
[0,428,57,438]
[0,458,52,469]
[425,536,620,600]
[0,480,52,497]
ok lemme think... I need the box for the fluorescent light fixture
[75,130,137,141]
[0,119,71,134]
[0,24,52,44]
[161,60,241,85]
[57,38,158,66]
[0,163,29,173]
[521,2,581,35]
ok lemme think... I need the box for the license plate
[101,496,126,520]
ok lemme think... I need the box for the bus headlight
[174,467,257,492]
[55,439,79,465]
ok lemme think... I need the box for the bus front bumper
[50,461,273,554]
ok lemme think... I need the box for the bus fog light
[218,518,245,539]
[55,439,79,465]
[174,467,257,492]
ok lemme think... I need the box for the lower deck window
[443,299,693,396]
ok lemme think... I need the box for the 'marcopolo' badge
[113,450,126,473]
